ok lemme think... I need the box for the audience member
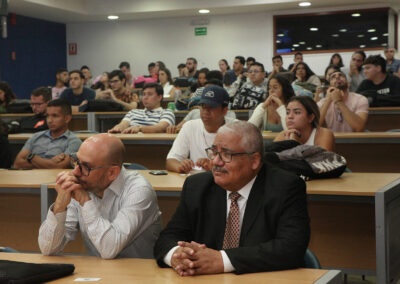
[224,56,245,87]
[152,61,167,82]
[248,75,295,132]
[147,62,156,77]
[51,68,69,99]
[218,59,230,79]
[356,55,400,104]
[12,99,81,169]
[246,56,256,69]
[108,83,175,134]
[177,63,186,77]
[328,53,344,68]
[318,71,369,132]
[0,81,16,113]
[119,61,135,87]
[155,120,310,275]
[158,68,176,99]
[166,85,235,173]
[17,87,52,133]
[291,62,321,97]
[274,96,335,151]
[342,50,366,92]
[80,65,93,88]
[97,70,139,110]
[229,62,268,110]
[267,55,287,80]
[59,70,96,112]
[91,72,110,93]
[39,133,161,259]
[314,65,340,102]
[190,68,209,96]
[384,47,400,76]
[288,52,303,73]
[184,57,199,83]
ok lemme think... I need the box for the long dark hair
[0,82,16,106]
[267,75,295,104]
[292,62,315,81]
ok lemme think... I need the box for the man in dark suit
[154,121,310,276]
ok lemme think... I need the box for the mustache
[212,166,228,173]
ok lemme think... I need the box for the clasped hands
[171,241,224,276]
[53,171,90,213]
[326,87,344,104]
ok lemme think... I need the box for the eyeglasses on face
[70,153,115,176]
[30,102,46,107]
[205,147,255,163]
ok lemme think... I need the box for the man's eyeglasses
[205,147,255,163]
[70,153,115,176]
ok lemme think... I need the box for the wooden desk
[263,131,400,172]
[0,253,341,284]
[367,107,400,131]
[8,131,400,172]
[1,169,399,282]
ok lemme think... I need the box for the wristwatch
[26,153,35,163]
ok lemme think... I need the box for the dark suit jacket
[154,163,310,274]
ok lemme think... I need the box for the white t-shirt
[166,117,236,163]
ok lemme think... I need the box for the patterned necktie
[222,192,241,249]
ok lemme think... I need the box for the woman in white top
[274,96,335,151]
[158,68,176,99]
[248,75,295,132]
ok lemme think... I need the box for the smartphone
[149,170,168,175]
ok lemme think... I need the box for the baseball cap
[198,85,230,108]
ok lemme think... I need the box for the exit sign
[194,27,207,36]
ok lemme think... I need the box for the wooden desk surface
[1,169,399,198]
[0,253,337,284]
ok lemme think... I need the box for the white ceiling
[7,0,400,24]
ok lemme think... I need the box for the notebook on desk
[0,259,74,283]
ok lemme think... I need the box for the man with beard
[166,85,236,173]
[38,133,161,259]
[155,121,310,275]
[318,70,369,132]
[12,99,81,169]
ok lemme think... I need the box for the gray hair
[218,121,264,155]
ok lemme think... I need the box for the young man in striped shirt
[108,83,175,134]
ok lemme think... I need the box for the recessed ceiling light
[276,40,281,43]
[199,9,210,14]
[310,27,318,31]
[299,41,305,45]
[381,43,388,46]
[299,2,311,7]
[331,34,339,37]
[107,15,119,20]
[370,37,378,40]
[277,33,284,37]
[339,29,347,32]
[368,29,376,32]
[307,47,313,50]
[316,44,322,48]
[293,44,300,47]
[352,13,361,17]
[360,44,366,48]
[383,33,388,36]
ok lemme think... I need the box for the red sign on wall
[68,43,77,55]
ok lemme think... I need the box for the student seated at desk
[318,71,369,132]
[274,96,335,151]
[59,70,96,113]
[108,83,175,134]
[39,133,161,259]
[155,121,310,275]
[166,85,236,173]
[12,99,81,169]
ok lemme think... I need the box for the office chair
[304,248,321,269]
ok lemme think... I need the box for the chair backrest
[304,248,321,269]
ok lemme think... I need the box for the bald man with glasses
[39,133,161,259]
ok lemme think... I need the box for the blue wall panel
[0,14,66,99]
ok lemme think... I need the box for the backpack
[264,140,347,180]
